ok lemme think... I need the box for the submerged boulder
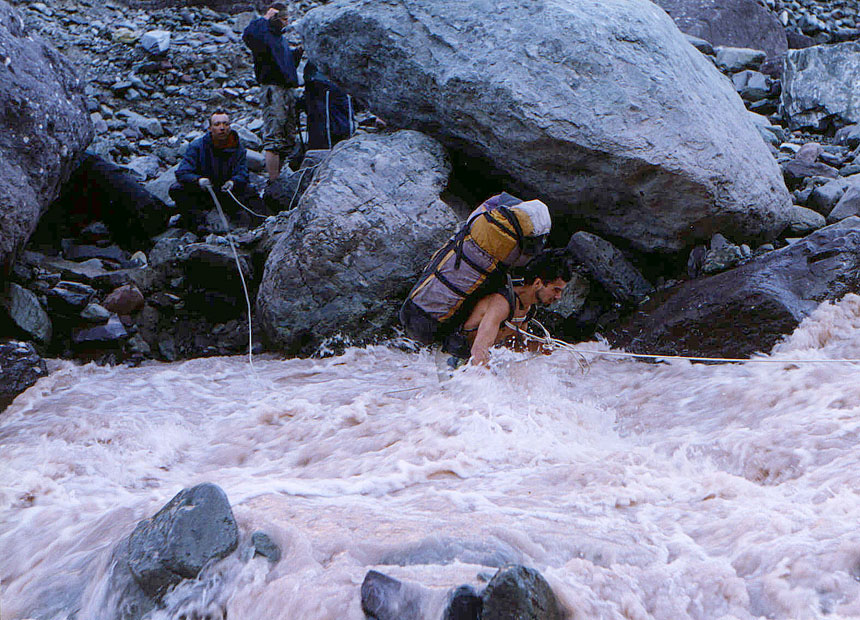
[482,564,564,620]
[782,42,860,132]
[257,130,457,354]
[300,0,792,253]
[612,217,860,358]
[0,0,93,276]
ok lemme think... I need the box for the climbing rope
[505,318,860,366]
[226,187,268,219]
[205,184,257,375]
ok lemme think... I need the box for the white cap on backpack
[517,199,551,237]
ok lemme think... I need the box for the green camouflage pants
[261,84,298,155]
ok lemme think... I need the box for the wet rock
[0,0,93,275]
[175,241,253,320]
[782,41,860,131]
[360,570,424,620]
[3,282,52,344]
[443,584,482,620]
[48,281,95,315]
[566,231,653,305]
[126,483,239,599]
[481,564,564,620]
[612,217,860,358]
[301,0,792,254]
[251,531,281,564]
[782,158,840,189]
[258,131,457,354]
[102,284,145,316]
[72,314,128,345]
[0,340,48,412]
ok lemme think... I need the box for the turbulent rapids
[4,296,860,619]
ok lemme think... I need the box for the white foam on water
[4,296,860,618]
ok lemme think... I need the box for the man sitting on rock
[169,111,265,233]
[445,250,571,368]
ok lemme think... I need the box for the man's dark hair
[270,2,287,10]
[209,110,230,123]
[515,249,572,285]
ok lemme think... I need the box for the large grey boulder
[257,130,457,354]
[612,217,860,358]
[651,0,788,60]
[782,42,860,132]
[0,1,93,276]
[299,0,792,254]
[2,283,51,344]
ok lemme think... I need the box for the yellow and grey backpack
[400,192,551,346]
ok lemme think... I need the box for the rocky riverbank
[2,0,860,408]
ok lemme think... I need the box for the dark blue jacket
[176,131,248,189]
[242,16,301,87]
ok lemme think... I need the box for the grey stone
[117,108,165,137]
[684,34,714,56]
[236,126,262,151]
[651,0,787,60]
[80,303,111,323]
[732,70,771,101]
[251,531,281,564]
[145,165,178,207]
[72,314,128,345]
[139,29,170,55]
[808,178,848,215]
[566,232,653,305]
[482,565,563,620]
[0,340,48,412]
[299,0,792,253]
[828,183,860,223]
[360,570,424,620]
[783,41,860,131]
[0,1,93,275]
[702,233,745,274]
[835,124,860,149]
[257,131,458,354]
[125,155,161,181]
[124,483,238,602]
[716,46,768,72]
[443,585,482,620]
[786,204,826,235]
[3,283,51,344]
[48,281,95,314]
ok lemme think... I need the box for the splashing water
[4,296,860,619]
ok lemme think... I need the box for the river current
[4,296,860,619]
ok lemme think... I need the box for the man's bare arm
[470,297,510,366]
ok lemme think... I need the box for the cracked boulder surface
[256,130,458,355]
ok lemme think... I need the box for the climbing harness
[204,184,257,374]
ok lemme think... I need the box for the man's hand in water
[470,346,490,367]
[198,177,212,189]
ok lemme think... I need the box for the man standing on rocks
[243,2,303,182]
[169,111,264,233]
